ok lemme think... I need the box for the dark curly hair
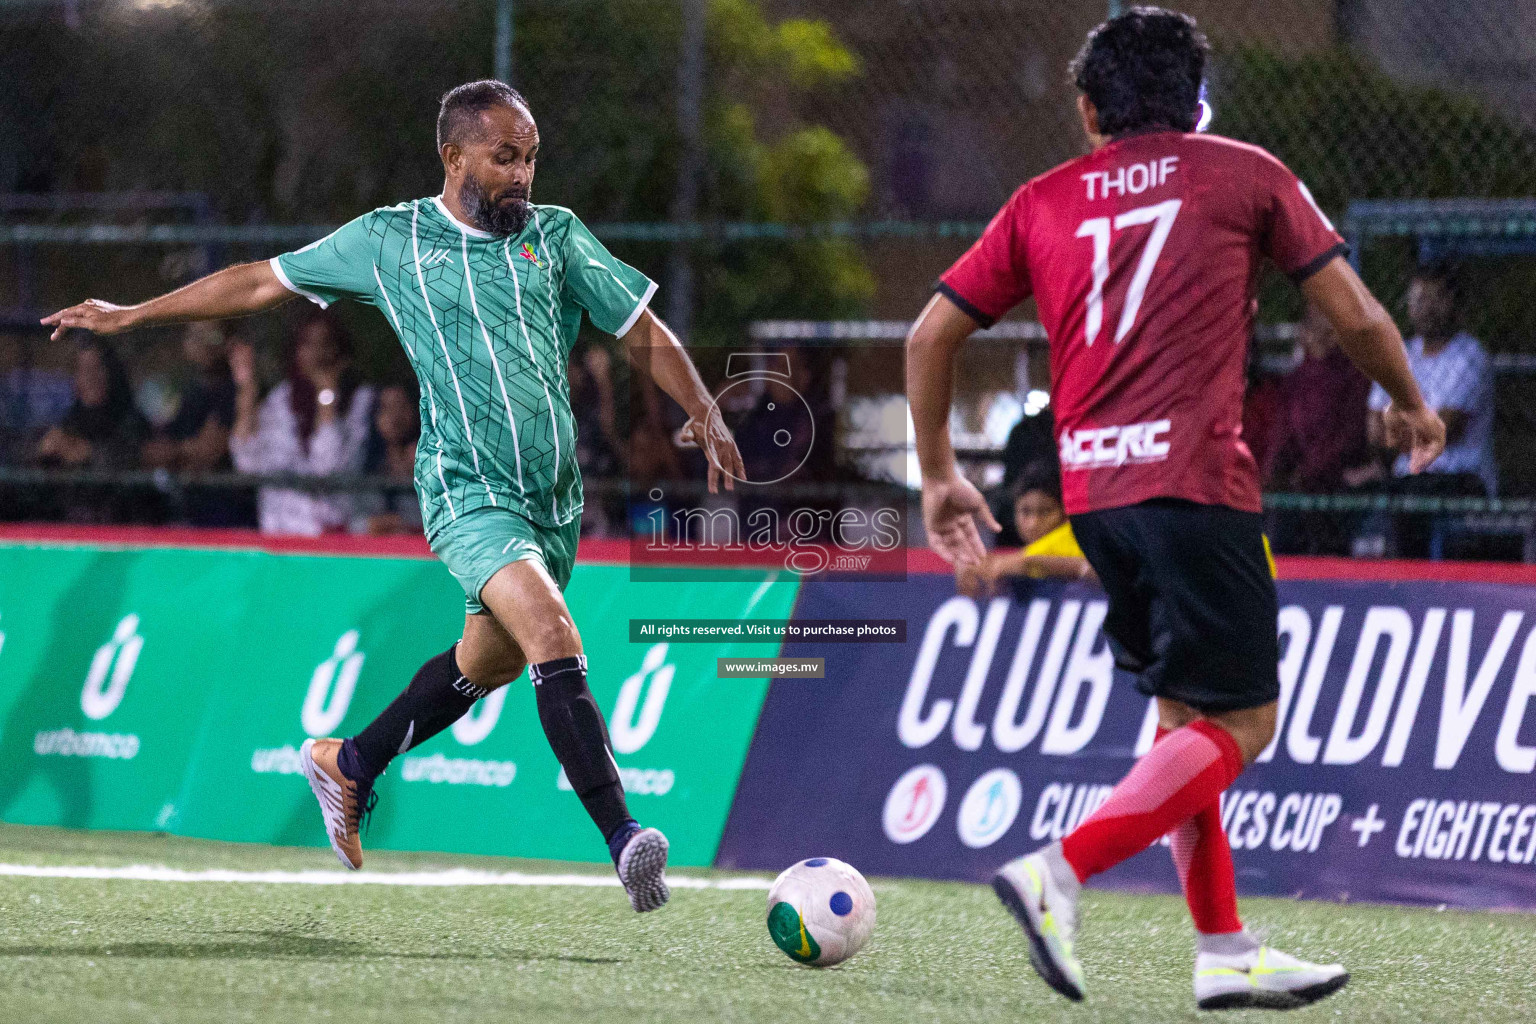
[1069,6,1209,137]
[1009,459,1063,508]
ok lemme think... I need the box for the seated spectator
[1000,406,1055,491]
[570,343,624,537]
[1262,306,1372,555]
[958,462,1096,597]
[32,338,151,523]
[35,338,147,469]
[354,382,423,536]
[1242,346,1285,477]
[141,321,253,527]
[1265,306,1371,492]
[571,343,622,479]
[991,406,1056,545]
[0,334,73,463]
[1366,264,1496,496]
[231,311,374,536]
[1358,265,1495,558]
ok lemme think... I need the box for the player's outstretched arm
[620,307,745,493]
[40,260,296,341]
[907,293,1002,567]
[1302,256,1446,474]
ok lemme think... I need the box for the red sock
[1155,727,1244,935]
[1060,719,1244,883]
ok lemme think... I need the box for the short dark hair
[436,80,532,151]
[1010,460,1064,508]
[1070,6,1209,137]
[1411,262,1463,311]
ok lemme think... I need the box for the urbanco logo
[81,613,144,720]
[610,643,673,754]
[302,630,365,737]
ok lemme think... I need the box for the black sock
[531,655,635,844]
[349,644,490,782]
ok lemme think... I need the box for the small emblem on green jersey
[519,242,545,268]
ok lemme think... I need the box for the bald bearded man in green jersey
[45,80,744,913]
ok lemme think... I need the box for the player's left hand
[922,471,1001,567]
[677,405,745,493]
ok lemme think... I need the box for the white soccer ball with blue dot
[766,857,876,967]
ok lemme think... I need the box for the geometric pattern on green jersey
[271,196,655,538]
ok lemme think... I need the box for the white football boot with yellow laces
[1194,943,1348,1011]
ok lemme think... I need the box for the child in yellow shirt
[958,465,1274,597]
[958,466,1092,597]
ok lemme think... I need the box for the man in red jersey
[907,8,1445,1012]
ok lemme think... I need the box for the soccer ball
[766,857,876,967]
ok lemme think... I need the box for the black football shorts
[1071,498,1280,713]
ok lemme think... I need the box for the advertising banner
[0,540,796,866]
[717,572,1536,910]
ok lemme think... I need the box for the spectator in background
[729,347,835,485]
[571,342,623,478]
[958,461,1096,597]
[231,310,374,535]
[141,321,254,527]
[1241,341,1284,476]
[0,334,73,462]
[994,406,1056,546]
[1261,306,1371,554]
[1265,305,1370,492]
[570,343,624,536]
[35,338,146,469]
[1366,264,1496,496]
[354,381,422,535]
[1351,265,1494,559]
[32,338,150,523]
[1001,406,1055,488]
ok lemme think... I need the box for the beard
[458,175,534,236]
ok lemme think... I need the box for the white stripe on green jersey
[271,196,655,537]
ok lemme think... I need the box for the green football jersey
[271,196,655,537]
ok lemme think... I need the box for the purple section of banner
[716,573,1536,910]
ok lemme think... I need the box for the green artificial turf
[0,823,1531,1023]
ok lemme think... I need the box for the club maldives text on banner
[0,536,796,866]
[718,570,1536,910]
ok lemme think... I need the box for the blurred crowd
[4,311,433,535]
[4,311,470,537]
[0,304,849,541]
[0,261,1507,559]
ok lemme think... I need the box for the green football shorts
[431,507,581,614]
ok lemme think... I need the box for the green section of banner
[0,542,797,866]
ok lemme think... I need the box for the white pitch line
[0,863,772,890]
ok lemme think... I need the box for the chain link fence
[3,0,1535,557]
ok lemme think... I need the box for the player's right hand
[1383,402,1447,474]
[922,471,1001,568]
[40,299,136,341]
[677,404,746,494]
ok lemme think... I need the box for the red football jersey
[939,131,1346,515]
